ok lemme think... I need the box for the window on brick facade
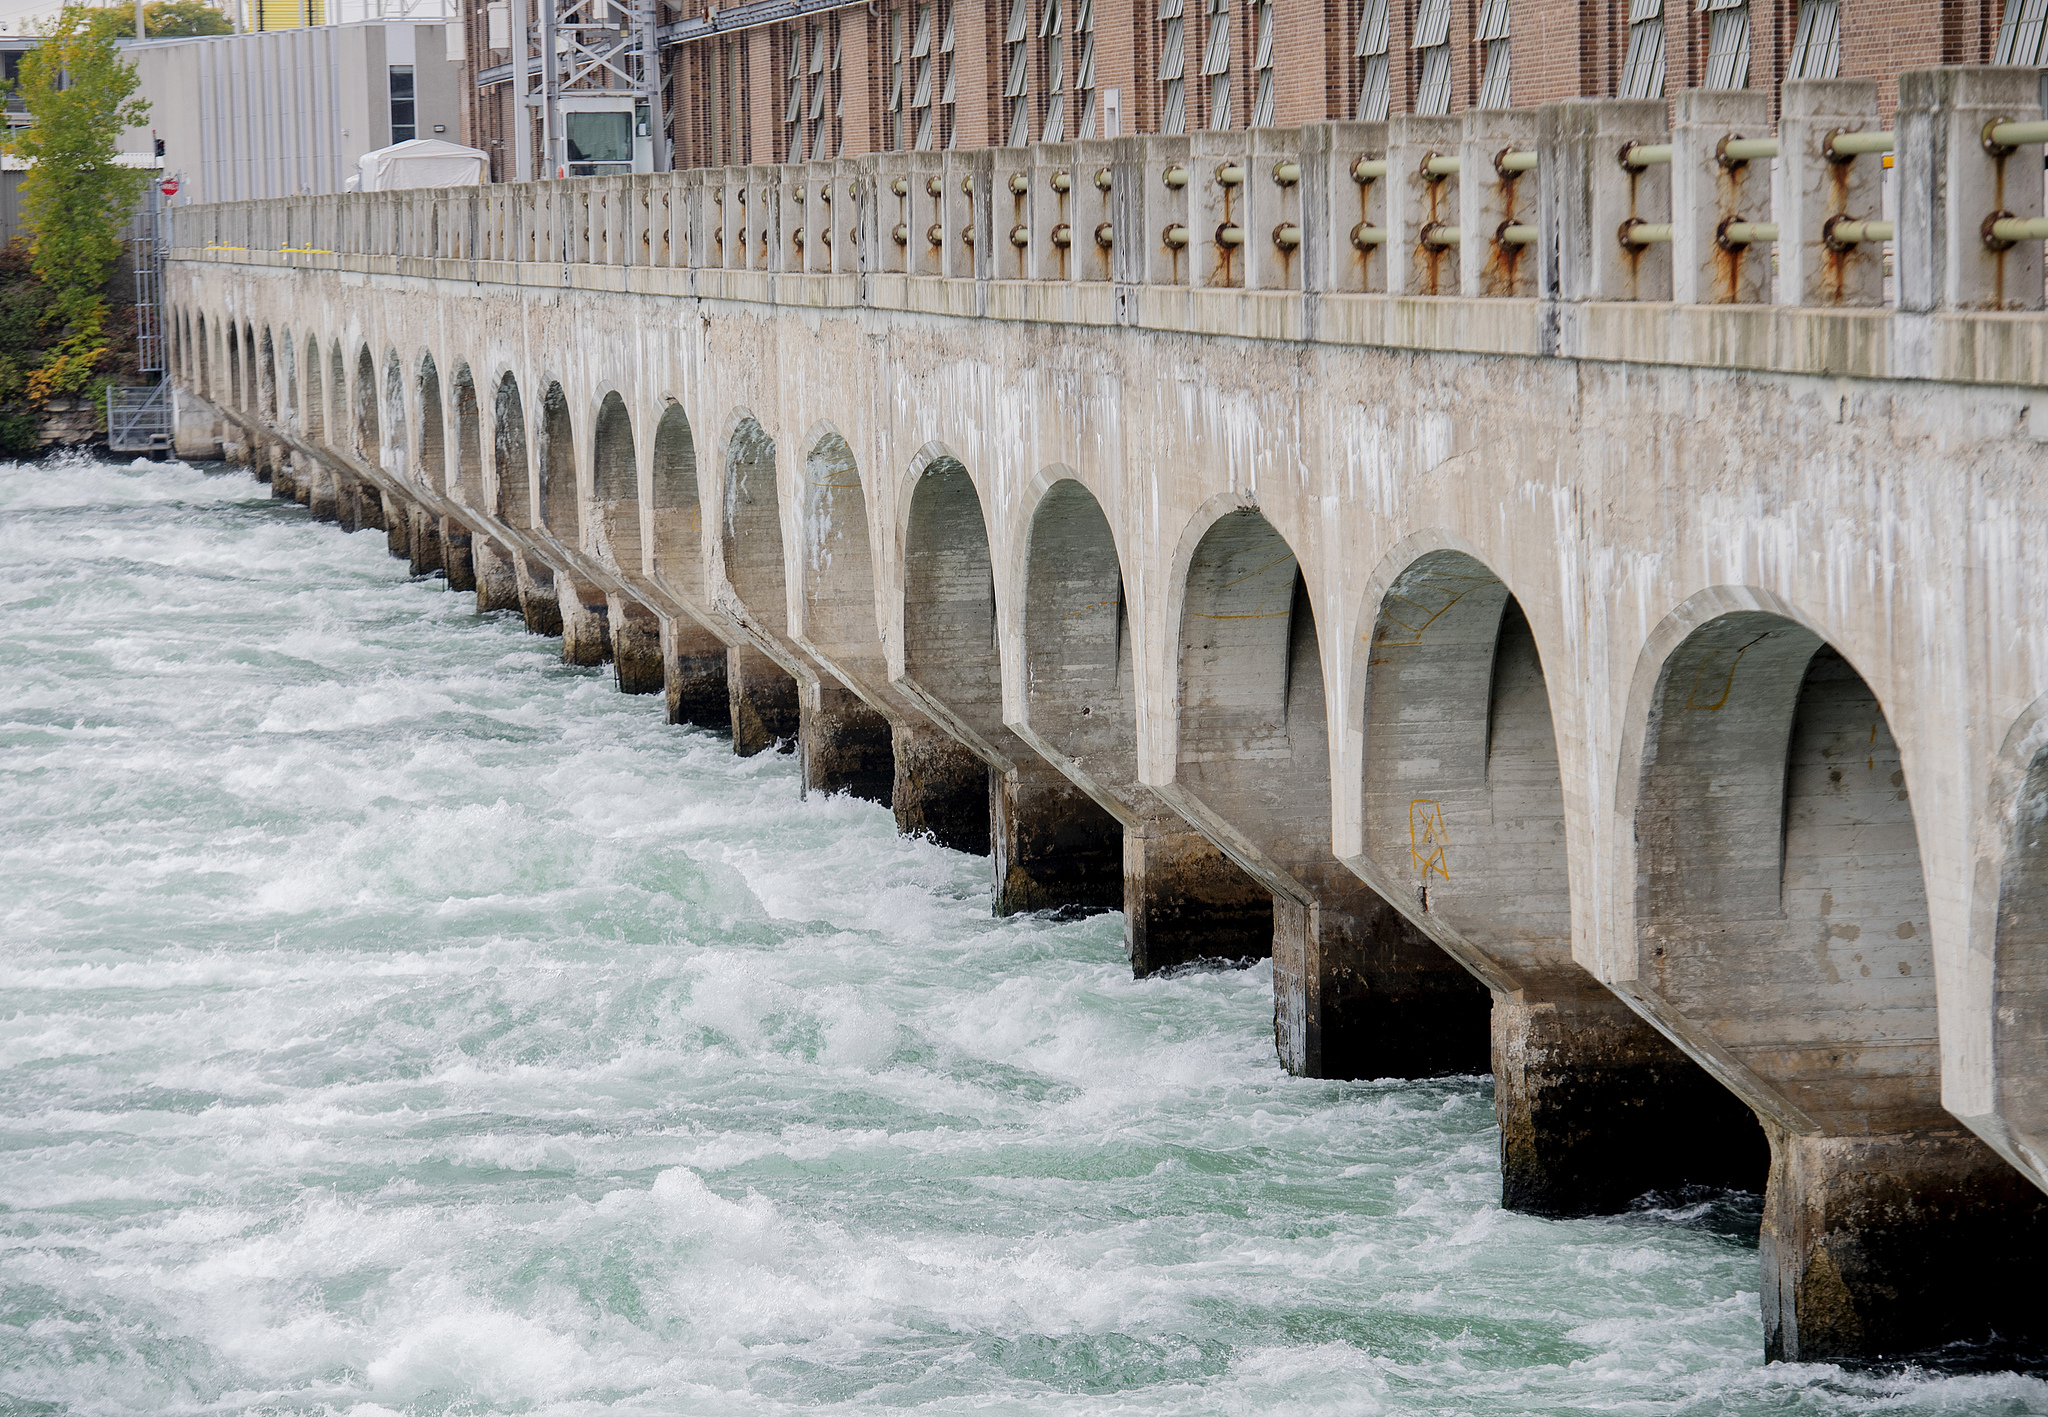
[808,22,833,161]
[1251,0,1275,125]
[1996,0,2047,64]
[1356,0,1390,119]
[1160,0,1188,133]
[912,1,935,147]
[940,1,957,146]
[1202,0,1231,128]
[784,29,805,160]
[1619,0,1664,98]
[1042,0,1065,139]
[1412,0,1451,115]
[1076,0,1098,136]
[1700,0,1750,89]
[889,7,906,149]
[1787,0,1839,77]
[1006,0,1031,147]
[1477,0,1509,107]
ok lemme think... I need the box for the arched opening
[782,427,898,806]
[1626,611,2043,1362]
[1359,549,1761,1213]
[799,430,875,657]
[904,453,1113,908]
[1995,747,2048,1187]
[1023,480,1133,789]
[329,343,345,447]
[259,326,277,421]
[539,381,577,543]
[650,401,702,597]
[226,324,241,408]
[1176,509,1487,1079]
[417,354,446,492]
[302,336,324,442]
[592,391,641,571]
[383,350,408,476]
[1634,617,1936,1137]
[1024,479,1270,971]
[242,323,256,408]
[723,415,785,630]
[902,456,994,726]
[451,365,482,507]
[354,346,378,455]
[494,373,530,527]
[279,327,295,426]
[196,315,209,397]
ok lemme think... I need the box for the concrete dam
[164,70,2047,1365]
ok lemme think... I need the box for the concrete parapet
[1777,80,1885,308]
[1386,115,1461,296]
[1541,98,1670,303]
[1897,65,2045,313]
[1459,108,1539,299]
[1760,1127,2047,1361]
[1671,88,1773,305]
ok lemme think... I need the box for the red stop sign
[159,177,180,196]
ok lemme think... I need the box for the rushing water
[1,455,2042,1417]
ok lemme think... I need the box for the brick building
[463,0,2033,181]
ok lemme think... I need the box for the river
[2,456,2040,1415]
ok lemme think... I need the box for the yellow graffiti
[1410,799,1450,880]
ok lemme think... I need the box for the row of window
[767,0,2044,161]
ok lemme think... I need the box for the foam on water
[2,456,2042,1416]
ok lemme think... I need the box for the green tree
[6,2,150,404]
[80,0,233,37]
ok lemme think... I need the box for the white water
[1,456,2041,1416]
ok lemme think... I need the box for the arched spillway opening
[903,454,1118,906]
[417,355,446,494]
[720,414,800,756]
[1630,609,2045,1362]
[1358,548,1761,1215]
[592,391,641,573]
[539,381,577,546]
[1176,508,1487,1080]
[1022,479,1268,971]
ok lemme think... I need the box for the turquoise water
[1,456,2041,1416]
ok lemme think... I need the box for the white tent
[352,138,489,192]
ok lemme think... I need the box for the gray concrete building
[117,21,464,202]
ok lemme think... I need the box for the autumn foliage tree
[7,2,151,404]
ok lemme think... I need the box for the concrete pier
[608,594,664,695]
[513,553,562,637]
[556,575,612,667]
[473,536,522,615]
[728,643,798,755]
[662,614,732,729]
